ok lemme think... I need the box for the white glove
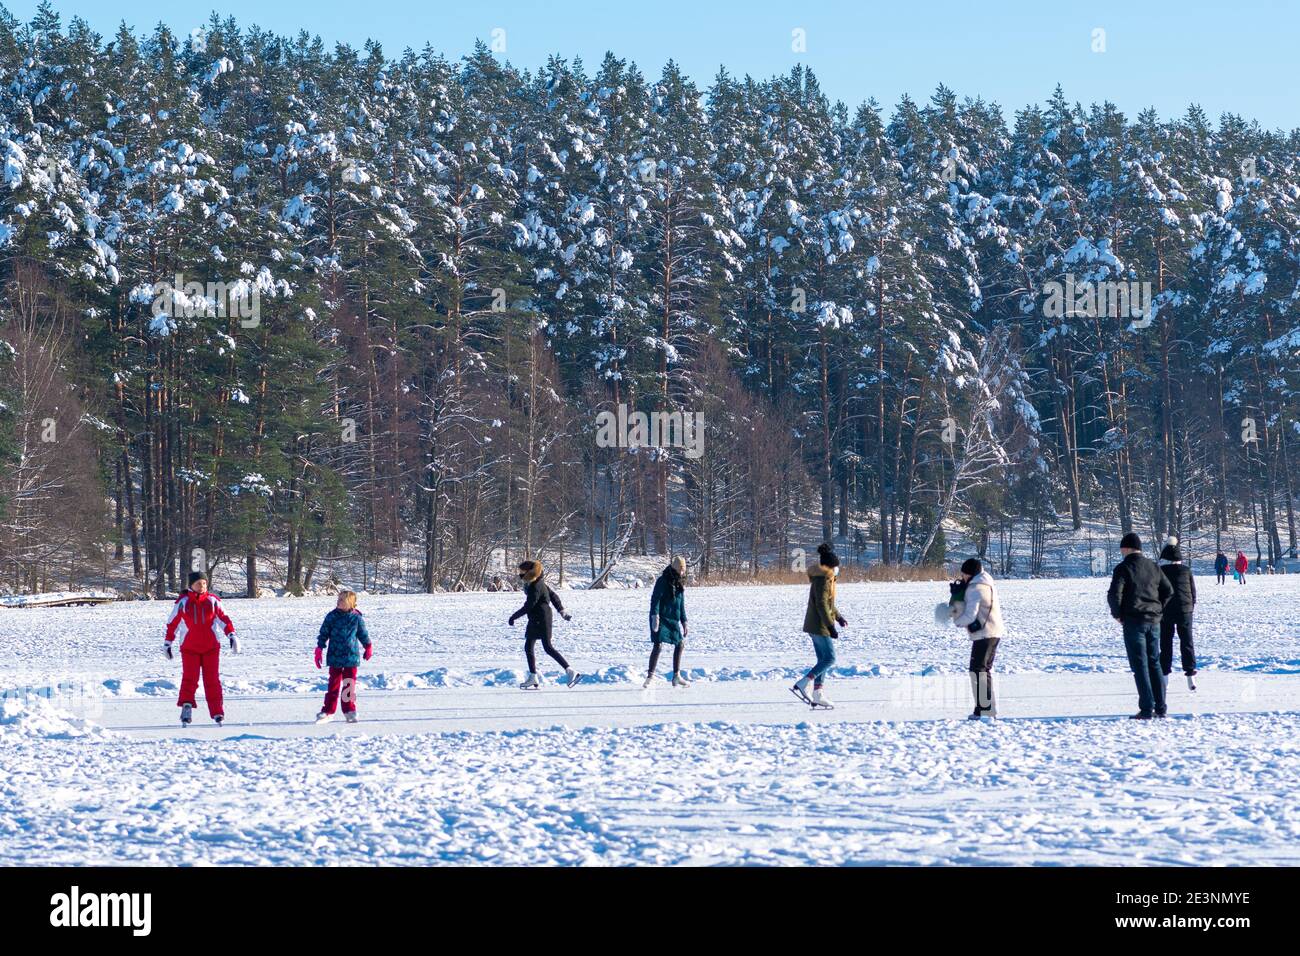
[163,641,174,660]
[228,633,240,654]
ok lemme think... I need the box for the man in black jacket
[1159,542,1198,691]
[1108,533,1173,718]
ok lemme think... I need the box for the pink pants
[323,666,358,714]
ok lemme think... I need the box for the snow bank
[0,696,116,740]
[1,713,1296,865]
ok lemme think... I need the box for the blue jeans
[807,635,836,685]
[1122,618,1166,716]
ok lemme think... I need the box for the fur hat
[816,543,840,569]
[1120,532,1142,552]
[517,560,542,583]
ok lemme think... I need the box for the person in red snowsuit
[1234,550,1250,585]
[164,571,239,724]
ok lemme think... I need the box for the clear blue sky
[8,0,1298,130]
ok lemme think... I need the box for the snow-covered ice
[0,575,1297,865]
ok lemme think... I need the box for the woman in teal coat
[644,556,689,688]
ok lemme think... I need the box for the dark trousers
[1216,571,1226,584]
[525,634,569,672]
[969,638,999,714]
[648,641,684,674]
[1122,618,1166,716]
[323,666,358,714]
[1159,615,1196,676]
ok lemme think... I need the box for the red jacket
[1235,553,1249,574]
[165,590,235,653]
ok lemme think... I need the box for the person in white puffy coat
[951,559,1004,718]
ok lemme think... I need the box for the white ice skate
[345,712,358,724]
[642,672,656,689]
[1186,674,1197,691]
[519,672,540,690]
[180,702,192,726]
[565,668,582,688]
[810,688,834,710]
[315,711,335,724]
[672,671,690,687]
[790,676,812,704]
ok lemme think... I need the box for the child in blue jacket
[314,590,373,724]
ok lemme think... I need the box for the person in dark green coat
[792,544,847,708]
[643,556,689,688]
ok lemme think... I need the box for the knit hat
[1160,543,1182,562]
[1120,532,1142,551]
[960,558,982,577]
[188,571,207,586]
[816,543,840,568]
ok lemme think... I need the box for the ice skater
[644,556,689,688]
[1158,541,1197,691]
[951,558,1004,719]
[1107,533,1173,719]
[1214,551,1229,585]
[1234,550,1249,584]
[314,589,373,724]
[163,571,239,726]
[791,543,847,709]
[510,560,580,689]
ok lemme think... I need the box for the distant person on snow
[791,543,847,709]
[163,571,238,726]
[1158,541,1197,692]
[644,556,689,688]
[1107,533,1173,719]
[951,558,1005,720]
[1234,550,1249,584]
[510,560,580,689]
[314,589,372,724]
[1214,551,1229,585]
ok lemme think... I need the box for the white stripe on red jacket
[164,591,235,653]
